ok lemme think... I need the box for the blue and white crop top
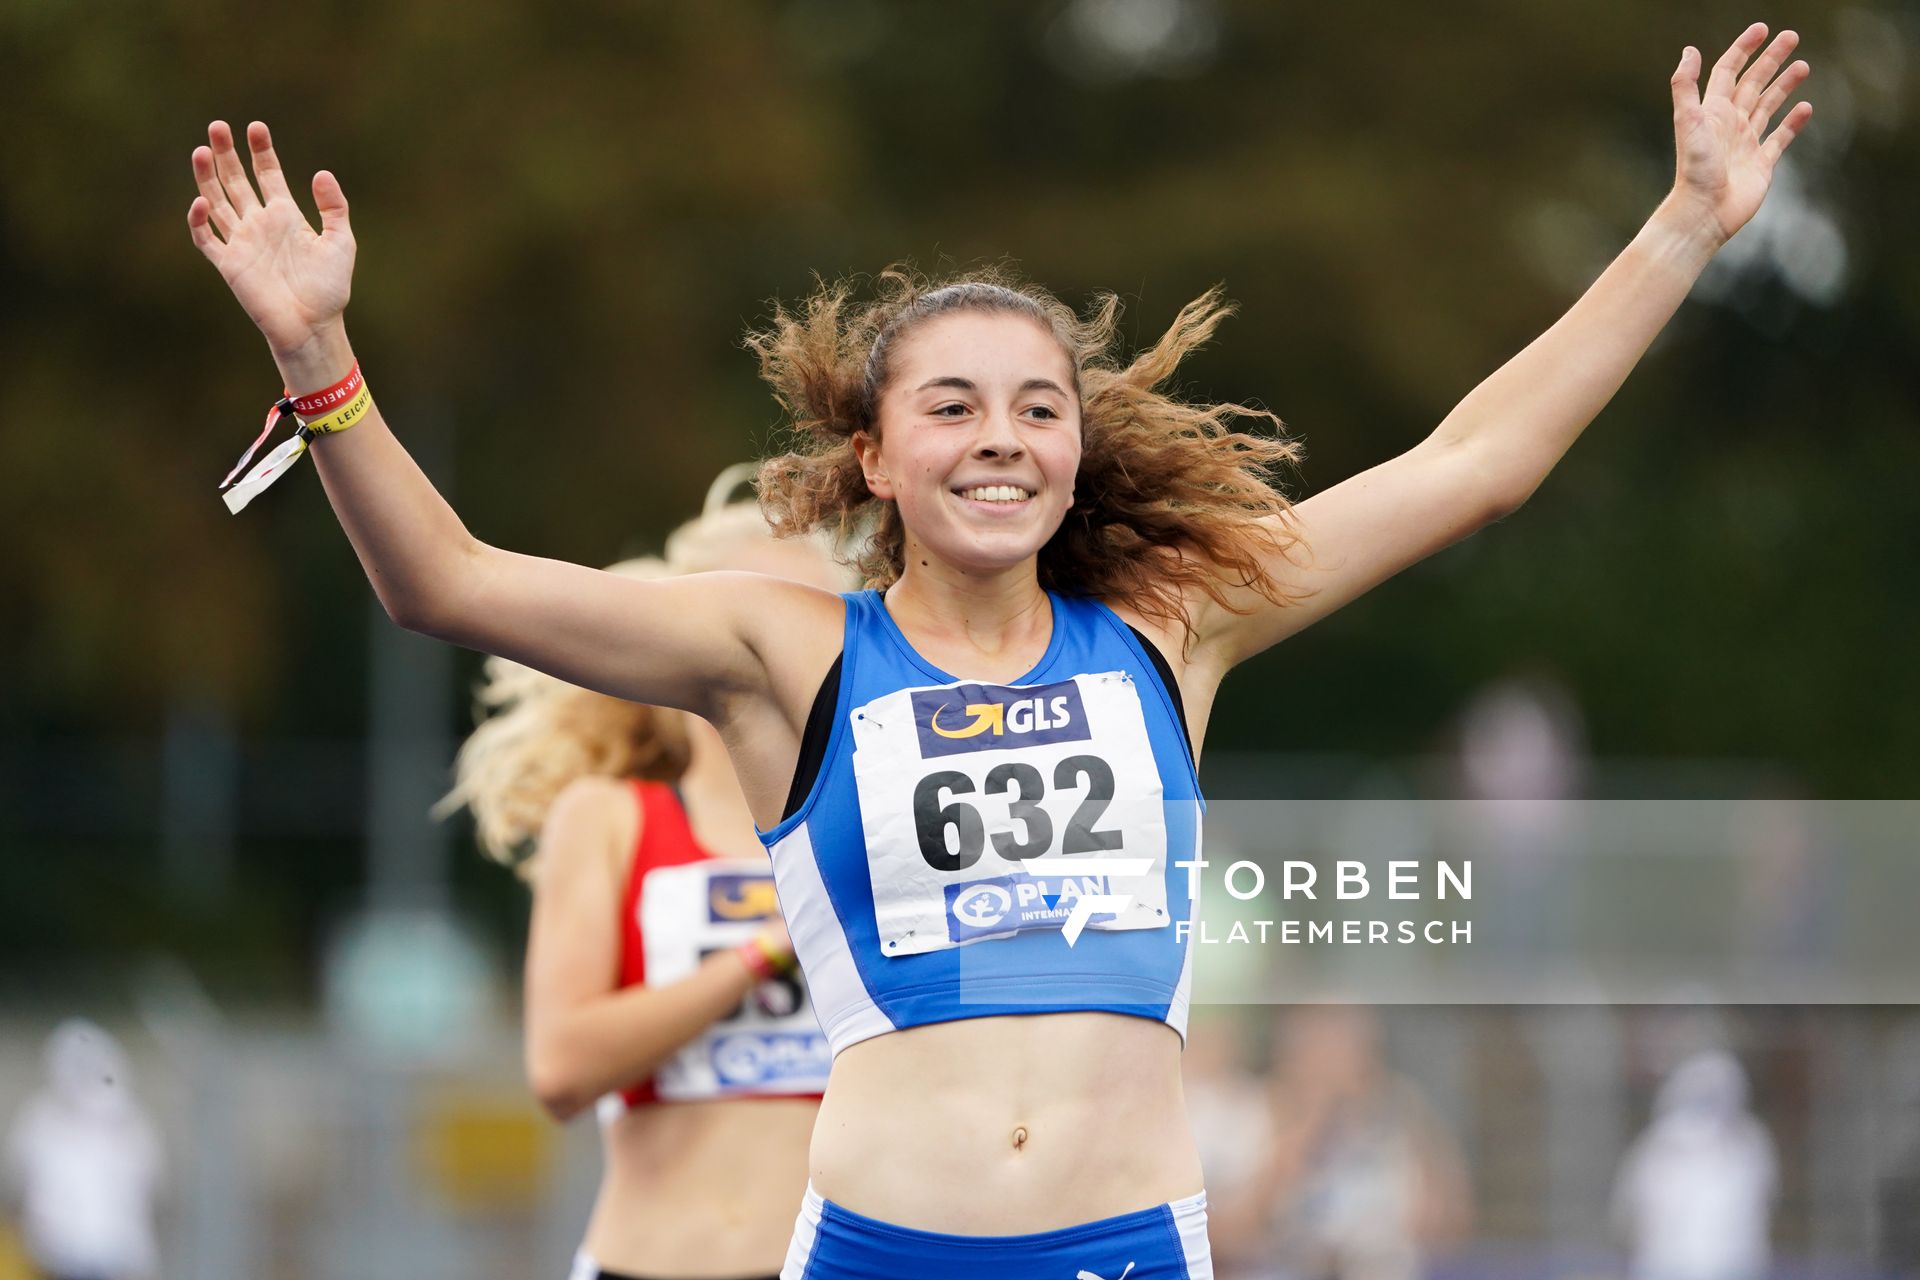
[758,590,1201,1056]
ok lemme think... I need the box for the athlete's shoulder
[1092,597,1187,665]
[533,775,643,891]
[730,575,849,640]
[733,576,853,706]
[548,773,640,821]
[1093,595,1221,742]
[655,571,847,660]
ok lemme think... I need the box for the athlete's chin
[926,528,1060,578]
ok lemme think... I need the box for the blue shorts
[779,1183,1212,1280]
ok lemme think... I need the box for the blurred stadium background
[2,0,1914,1276]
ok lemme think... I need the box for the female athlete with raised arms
[188,24,1809,1277]
[440,472,850,1280]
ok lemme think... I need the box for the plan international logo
[945,858,1153,946]
[911,678,1092,759]
[710,1031,831,1087]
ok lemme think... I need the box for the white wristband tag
[221,431,310,514]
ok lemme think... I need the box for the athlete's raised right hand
[187,120,354,360]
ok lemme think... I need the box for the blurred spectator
[1254,1005,1473,1280]
[1184,1011,1276,1276]
[2,1021,164,1280]
[1611,1050,1776,1280]
[1728,793,1834,976]
[1455,672,1588,955]
[1458,673,1587,808]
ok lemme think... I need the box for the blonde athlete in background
[441,472,851,1280]
[188,24,1809,1276]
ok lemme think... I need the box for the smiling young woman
[187,23,1809,1277]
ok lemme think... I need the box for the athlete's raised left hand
[1668,23,1812,246]
[187,120,355,380]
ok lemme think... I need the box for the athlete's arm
[1193,25,1810,670]
[522,778,789,1122]
[186,120,787,716]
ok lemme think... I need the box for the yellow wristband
[298,382,372,436]
[751,933,798,977]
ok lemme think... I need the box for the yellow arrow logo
[709,879,780,920]
[930,702,1004,739]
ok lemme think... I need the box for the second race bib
[640,860,831,1098]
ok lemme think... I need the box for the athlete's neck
[884,554,1053,679]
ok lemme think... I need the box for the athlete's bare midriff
[585,1096,817,1276]
[809,1010,1204,1234]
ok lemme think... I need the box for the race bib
[639,860,831,1098]
[851,671,1169,956]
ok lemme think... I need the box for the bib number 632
[911,754,1123,872]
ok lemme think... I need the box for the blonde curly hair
[747,264,1306,639]
[438,466,843,875]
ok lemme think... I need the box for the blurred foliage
[1,0,1914,979]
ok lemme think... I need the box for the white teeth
[958,485,1032,503]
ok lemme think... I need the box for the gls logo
[912,678,1092,759]
[932,695,1071,739]
[707,873,779,923]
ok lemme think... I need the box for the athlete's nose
[972,408,1025,461]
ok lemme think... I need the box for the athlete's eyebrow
[913,376,1069,396]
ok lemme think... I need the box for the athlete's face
[855,310,1081,578]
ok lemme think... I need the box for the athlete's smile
[950,480,1040,517]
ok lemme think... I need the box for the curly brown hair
[747,264,1306,639]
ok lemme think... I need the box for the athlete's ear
[852,430,894,501]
